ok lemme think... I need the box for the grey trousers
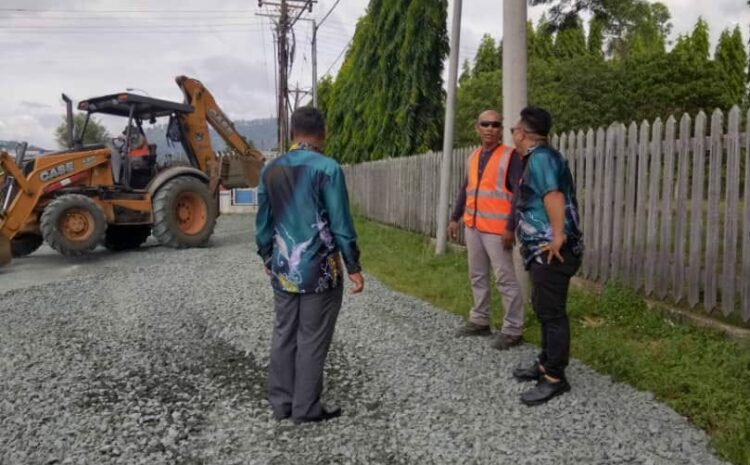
[268,284,343,420]
[465,226,525,336]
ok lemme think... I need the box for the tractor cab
[77,93,195,189]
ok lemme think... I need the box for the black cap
[520,106,552,137]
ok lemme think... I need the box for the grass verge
[355,216,750,465]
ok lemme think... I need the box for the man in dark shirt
[256,107,364,424]
[509,106,583,406]
[448,110,525,351]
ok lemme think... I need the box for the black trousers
[528,248,581,380]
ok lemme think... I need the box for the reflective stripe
[496,146,512,188]
[465,208,510,220]
[474,189,512,200]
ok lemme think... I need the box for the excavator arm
[175,75,265,190]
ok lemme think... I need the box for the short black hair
[520,106,552,137]
[290,106,325,138]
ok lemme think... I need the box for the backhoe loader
[0,75,265,266]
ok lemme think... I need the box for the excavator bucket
[0,235,10,266]
[220,150,265,189]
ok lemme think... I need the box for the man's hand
[448,221,459,241]
[502,229,515,251]
[349,272,365,293]
[544,234,566,264]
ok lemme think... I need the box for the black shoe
[273,411,291,421]
[490,333,524,351]
[292,407,342,425]
[454,321,492,337]
[520,377,571,406]
[512,362,543,382]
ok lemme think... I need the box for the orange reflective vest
[463,144,513,234]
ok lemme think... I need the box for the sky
[1,0,749,149]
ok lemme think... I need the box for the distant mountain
[143,117,277,152]
[0,140,49,154]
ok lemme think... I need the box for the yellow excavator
[0,75,265,266]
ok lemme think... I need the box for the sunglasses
[479,121,502,128]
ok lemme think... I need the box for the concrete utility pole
[502,0,530,302]
[435,0,463,255]
[502,0,527,147]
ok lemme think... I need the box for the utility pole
[435,0,463,255]
[257,0,316,152]
[310,0,340,108]
[502,0,530,302]
[277,1,289,152]
[311,19,318,107]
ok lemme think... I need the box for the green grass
[355,216,750,465]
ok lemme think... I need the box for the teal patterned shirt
[255,145,361,294]
[516,144,583,267]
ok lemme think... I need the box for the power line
[317,0,341,28]
[257,0,315,152]
[2,28,267,35]
[2,23,265,29]
[0,8,260,13]
[1,16,266,23]
[323,38,351,76]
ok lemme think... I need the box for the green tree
[587,17,604,58]
[459,59,472,86]
[714,26,747,107]
[473,34,500,76]
[54,113,110,149]
[324,0,449,162]
[316,74,334,118]
[454,70,502,146]
[553,18,587,58]
[530,16,554,61]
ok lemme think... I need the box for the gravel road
[0,215,727,465]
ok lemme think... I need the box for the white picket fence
[343,106,750,322]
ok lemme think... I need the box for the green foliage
[587,17,605,58]
[323,0,449,163]
[316,74,334,119]
[454,70,502,147]
[553,18,587,58]
[473,34,500,76]
[714,26,748,107]
[530,16,554,60]
[54,113,110,149]
[454,6,748,137]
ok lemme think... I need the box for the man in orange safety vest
[448,110,525,350]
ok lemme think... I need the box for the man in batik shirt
[509,106,583,406]
[256,107,364,424]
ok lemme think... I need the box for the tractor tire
[40,194,106,256]
[152,176,216,248]
[104,225,151,251]
[11,233,43,258]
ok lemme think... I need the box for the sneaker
[454,321,491,337]
[490,333,524,351]
[520,377,571,406]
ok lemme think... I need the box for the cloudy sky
[1,0,748,149]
